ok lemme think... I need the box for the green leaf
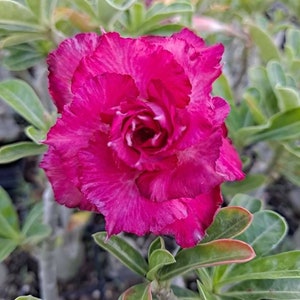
[237,107,300,145]
[0,142,47,163]
[243,88,267,124]
[0,79,49,130]
[141,1,192,34]
[0,0,42,30]
[286,28,300,58]
[118,283,152,300]
[0,238,18,262]
[93,232,148,276]
[229,194,263,213]
[0,32,45,48]
[222,174,267,195]
[0,187,20,239]
[22,202,51,245]
[237,210,288,256]
[105,0,137,11]
[172,285,199,299]
[222,278,300,299]
[70,0,97,19]
[247,23,280,62]
[147,249,176,280]
[3,45,44,70]
[267,61,287,87]
[25,125,46,144]
[197,281,218,300]
[275,86,300,111]
[158,239,255,281]
[15,296,41,300]
[201,206,253,243]
[217,251,300,289]
[148,236,164,258]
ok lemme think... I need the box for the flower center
[133,127,156,144]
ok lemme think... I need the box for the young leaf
[197,280,218,300]
[237,210,288,256]
[21,202,51,245]
[0,79,49,130]
[0,238,18,262]
[118,283,152,300]
[25,125,46,144]
[217,251,300,288]
[0,142,47,163]
[147,249,175,280]
[275,86,300,111]
[148,236,165,258]
[172,285,199,299]
[0,187,20,240]
[222,278,300,300]
[229,194,263,213]
[158,239,255,281]
[201,206,253,243]
[105,0,137,11]
[93,232,148,276]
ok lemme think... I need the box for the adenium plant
[41,28,244,248]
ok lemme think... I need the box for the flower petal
[162,187,222,248]
[78,137,188,236]
[72,32,191,107]
[48,32,101,112]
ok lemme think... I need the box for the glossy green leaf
[93,232,148,276]
[148,236,164,258]
[217,251,300,289]
[0,187,20,239]
[247,23,280,62]
[158,239,255,281]
[229,194,263,213]
[144,23,184,35]
[22,202,51,245]
[0,79,48,130]
[222,174,266,195]
[0,238,18,262]
[0,0,41,29]
[237,210,288,256]
[15,296,41,300]
[118,283,152,300]
[128,2,145,31]
[147,249,175,280]
[222,278,300,299]
[201,207,253,243]
[0,142,47,163]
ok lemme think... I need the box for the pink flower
[41,29,244,248]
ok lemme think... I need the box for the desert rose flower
[41,29,244,248]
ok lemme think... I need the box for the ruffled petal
[72,32,191,107]
[78,137,188,236]
[48,32,101,112]
[40,147,94,211]
[216,137,245,181]
[161,187,222,248]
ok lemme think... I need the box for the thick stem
[152,281,179,300]
[38,183,60,300]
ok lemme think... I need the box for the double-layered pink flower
[41,29,244,248]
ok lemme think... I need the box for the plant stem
[38,183,59,300]
[152,281,179,300]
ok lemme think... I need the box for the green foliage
[15,296,41,300]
